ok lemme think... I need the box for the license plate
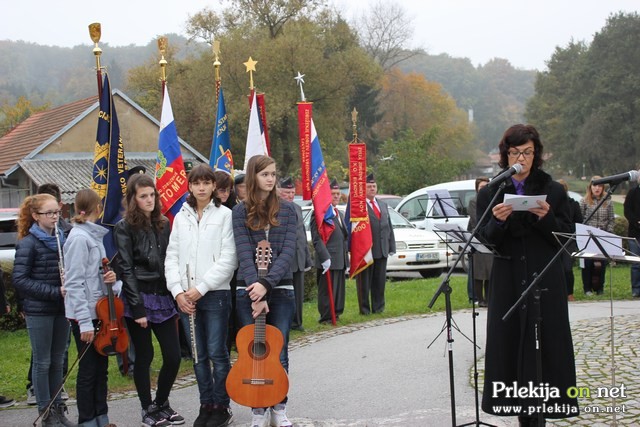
[417,252,439,261]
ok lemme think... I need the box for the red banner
[347,143,373,277]
[297,102,312,200]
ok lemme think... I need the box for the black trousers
[292,270,305,328]
[355,258,387,314]
[71,320,109,425]
[126,316,181,409]
[316,268,346,322]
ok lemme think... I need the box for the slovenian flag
[156,85,188,224]
[91,73,127,259]
[210,87,234,174]
[309,118,335,243]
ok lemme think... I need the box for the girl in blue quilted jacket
[13,193,74,427]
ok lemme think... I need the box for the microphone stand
[502,183,619,427]
[428,182,505,427]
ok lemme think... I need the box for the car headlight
[395,241,407,250]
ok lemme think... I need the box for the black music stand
[432,224,497,427]
[555,228,640,427]
[425,189,466,269]
[426,182,505,427]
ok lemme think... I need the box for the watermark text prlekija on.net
[490,381,629,416]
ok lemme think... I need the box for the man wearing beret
[355,173,395,314]
[234,173,246,203]
[310,179,348,323]
[278,177,312,331]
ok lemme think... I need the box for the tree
[373,68,474,162]
[526,12,640,176]
[0,96,49,136]
[356,0,421,72]
[376,129,472,195]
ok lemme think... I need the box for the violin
[94,257,129,356]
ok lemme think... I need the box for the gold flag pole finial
[213,40,221,82]
[213,40,221,102]
[158,36,168,84]
[243,56,258,90]
[88,23,103,97]
[351,108,359,143]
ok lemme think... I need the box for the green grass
[1,265,636,401]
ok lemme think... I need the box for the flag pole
[158,37,168,100]
[88,23,103,98]
[213,40,221,103]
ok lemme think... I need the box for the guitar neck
[254,266,268,344]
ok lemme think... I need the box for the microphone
[591,170,640,186]
[488,164,523,189]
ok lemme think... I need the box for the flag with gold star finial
[91,73,127,258]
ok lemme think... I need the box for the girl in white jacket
[165,164,237,427]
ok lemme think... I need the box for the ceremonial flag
[156,85,188,224]
[209,87,234,174]
[244,91,268,169]
[248,90,271,156]
[346,143,373,277]
[297,102,312,200]
[91,74,127,259]
[298,103,335,243]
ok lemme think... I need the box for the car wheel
[419,269,443,278]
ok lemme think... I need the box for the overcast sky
[1,0,637,70]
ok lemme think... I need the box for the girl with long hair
[114,173,182,427]
[579,176,615,295]
[165,163,237,427]
[231,155,297,427]
[64,189,117,427]
[13,193,75,426]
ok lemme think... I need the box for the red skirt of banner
[348,143,373,277]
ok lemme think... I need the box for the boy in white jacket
[165,164,237,427]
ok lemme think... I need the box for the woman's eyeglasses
[507,149,535,159]
[37,210,62,218]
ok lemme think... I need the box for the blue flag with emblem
[91,74,127,259]
[209,87,234,174]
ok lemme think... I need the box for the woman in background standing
[579,177,615,295]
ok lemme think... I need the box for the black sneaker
[142,404,171,427]
[193,404,213,427]
[157,400,185,425]
[206,407,233,427]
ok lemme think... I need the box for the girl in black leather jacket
[114,173,182,427]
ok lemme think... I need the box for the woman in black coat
[476,125,579,426]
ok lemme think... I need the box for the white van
[395,179,477,231]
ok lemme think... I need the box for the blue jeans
[180,290,231,406]
[629,238,640,295]
[25,314,69,411]
[235,287,295,372]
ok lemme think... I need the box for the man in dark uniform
[355,173,395,314]
[234,173,246,203]
[278,177,312,331]
[310,179,348,323]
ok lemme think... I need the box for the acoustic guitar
[226,240,289,408]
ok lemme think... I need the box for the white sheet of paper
[426,189,460,217]
[575,224,623,257]
[503,194,547,211]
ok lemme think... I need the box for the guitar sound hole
[249,341,269,360]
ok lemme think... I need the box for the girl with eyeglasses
[579,177,615,296]
[13,194,75,427]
